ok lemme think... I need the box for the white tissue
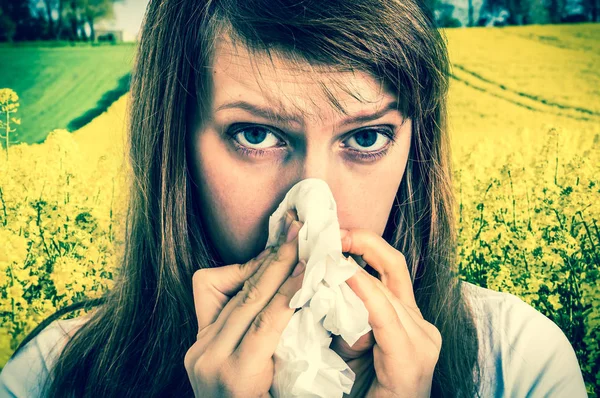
[265,178,372,398]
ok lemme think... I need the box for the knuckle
[429,323,443,348]
[233,259,254,275]
[276,240,296,260]
[184,347,195,371]
[215,366,232,386]
[424,341,440,364]
[420,323,442,363]
[251,308,277,335]
[274,245,288,260]
[192,355,214,378]
[397,251,407,264]
[216,361,242,395]
[192,269,207,288]
[236,260,252,277]
[240,277,262,305]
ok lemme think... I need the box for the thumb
[193,248,272,330]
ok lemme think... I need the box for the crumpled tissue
[265,178,372,398]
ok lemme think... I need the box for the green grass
[0,43,136,144]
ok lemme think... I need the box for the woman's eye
[232,125,283,149]
[344,129,392,152]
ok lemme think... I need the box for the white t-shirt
[0,282,589,397]
[461,281,588,397]
[0,314,88,398]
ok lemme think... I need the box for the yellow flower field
[1,24,599,395]
[444,24,600,396]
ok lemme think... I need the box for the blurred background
[0,0,598,395]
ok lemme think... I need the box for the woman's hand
[184,210,305,398]
[337,228,442,398]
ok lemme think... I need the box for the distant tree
[436,3,462,26]
[62,0,89,41]
[421,0,439,24]
[468,0,474,26]
[0,7,16,41]
[582,0,599,21]
[547,0,566,22]
[19,8,48,40]
[66,0,80,40]
[1,0,123,41]
[528,0,551,23]
[38,0,66,39]
[80,0,122,42]
[55,0,65,39]
[0,0,37,41]
[42,0,56,37]
[478,0,508,26]
[506,0,531,24]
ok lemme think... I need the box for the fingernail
[340,229,349,240]
[292,260,306,277]
[286,221,301,242]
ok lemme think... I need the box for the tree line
[0,0,598,43]
[476,0,598,25]
[0,0,122,42]
[425,0,597,27]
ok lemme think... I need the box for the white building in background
[88,20,137,43]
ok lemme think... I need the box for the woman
[0,0,587,397]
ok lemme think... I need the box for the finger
[276,209,299,247]
[202,246,282,338]
[203,228,302,360]
[234,259,306,367]
[211,219,303,332]
[194,246,274,331]
[367,269,430,340]
[345,262,409,357]
[341,228,417,309]
[199,218,303,343]
[350,265,441,354]
[348,266,442,364]
[193,249,284,359]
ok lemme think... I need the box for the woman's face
[188,38,412,265]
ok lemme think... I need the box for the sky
[100,0,149,41]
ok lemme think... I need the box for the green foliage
[0,129,128,368]
[455,127,600,397]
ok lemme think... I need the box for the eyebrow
[214,99,401,128]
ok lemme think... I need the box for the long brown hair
[12,0,481,396]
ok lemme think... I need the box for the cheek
[192,131,281,263]
[335,133,410,235]
[335,171,403,237]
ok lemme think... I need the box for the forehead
[210,37,397,123]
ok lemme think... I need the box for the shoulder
[460,281,588,397]
[0,316,89,398]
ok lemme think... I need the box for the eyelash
[225,124,397,162]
